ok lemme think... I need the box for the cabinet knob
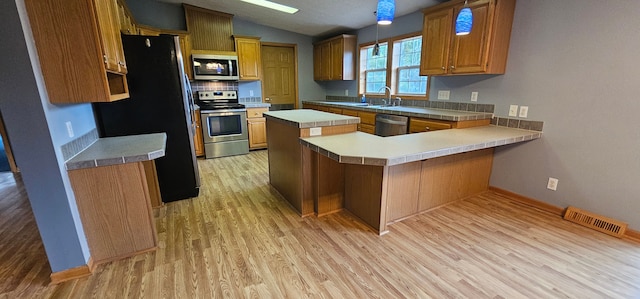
[450,65,456,69]
[118,61,126,66]
[103,55,108,63]
[441,66,446,70]
[425,126,430,131]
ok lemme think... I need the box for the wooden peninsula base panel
[311,148,494,234]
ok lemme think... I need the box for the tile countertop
[264,109,360,128]
[65,133,167,170]
[243,103,271,108]
[300,126,542,166]
[303,101,493,122]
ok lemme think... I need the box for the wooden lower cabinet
[337,108,376,134]
[193,110,204,157]
[247,107,268,149]
[68,162,157,264]
[317,148,494,234]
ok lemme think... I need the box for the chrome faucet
[395,97,402,107]
[377,86,392,106]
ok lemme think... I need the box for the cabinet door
[95,0,120,72]
[248,118,268,149]
[420,8,453,76]
[313,45,322,80]
[194,110,204,156]
[320,42,332,80]
[450,0,492,74]
[235,37,262,81]
[330,38,344,80]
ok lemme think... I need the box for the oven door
[201,109,248,143]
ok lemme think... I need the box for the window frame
[358,41,389,96]
[358,31,430,101]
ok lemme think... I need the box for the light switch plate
[310,127,322,136]
[65,121,74,138]
[471,92,478,102]
[437,90,450,100]
[519,106,529,118]
[509,105,518,117]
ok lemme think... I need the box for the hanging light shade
[455,2,473,35]
[376,0,395,25]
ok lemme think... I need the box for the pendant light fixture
[455,0,473,35]
[373,20,380,56]
[376,0,395,25]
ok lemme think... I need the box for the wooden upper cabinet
[184,4,234,51]
[420,9,453,75]
[24,0,129,103]
[234,36,262,81]
[420,0,516,76]
[137,24,161,36]
[313,34,357,81]
[116,0,137,35]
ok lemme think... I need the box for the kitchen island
[264,110,360,216]
[266,109,543,234]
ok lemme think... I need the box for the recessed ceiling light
[240,0,299,14]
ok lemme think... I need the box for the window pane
[365,70,387,93]
[397,67,427,94]
[394,36,426,95]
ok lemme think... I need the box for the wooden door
[450,0,492,74]
[261,44,297,107]
[420,8,453,76]
[95,0,120,72]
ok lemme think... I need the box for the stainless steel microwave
[192,54,239,81]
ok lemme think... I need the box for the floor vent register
[564,206,627,238]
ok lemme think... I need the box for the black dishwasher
[374,114,408,136]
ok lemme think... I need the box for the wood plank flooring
[1,150,639,298]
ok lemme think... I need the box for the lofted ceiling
[156,0,446,37]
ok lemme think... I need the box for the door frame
[260,42,299,109]
[0,112,18,173]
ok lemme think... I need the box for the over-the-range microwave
[192,54,239,81]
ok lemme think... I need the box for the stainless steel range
[197,90,249,159]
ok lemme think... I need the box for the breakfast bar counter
[265,109,543,235]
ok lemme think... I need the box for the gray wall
[457,0,640,230]
[321,1,640,230]
[127,0,186,31]
[1,0,93,272]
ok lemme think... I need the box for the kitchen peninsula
[265,109,543,234]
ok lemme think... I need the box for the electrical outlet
[509,105,518,117]
[519,106,529,118]
[437,90,450,100]
[309,127,322,136]
[249,90,254,97]
[547,177,558,191]
[345,89,349,96]
[471,92,478,102]
[65,121,74,138]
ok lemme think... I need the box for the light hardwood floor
[1,150,639,298]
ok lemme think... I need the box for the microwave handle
[228,60,235,77]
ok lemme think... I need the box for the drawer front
[359,111,376,125]
[328,107,343,114]
[409,118,453,133]
[247,107,269,118]
[342,109,358,117]
[358,123,376,134]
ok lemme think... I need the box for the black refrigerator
[94,34,200,202]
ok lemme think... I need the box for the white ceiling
[157,0,447,37]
